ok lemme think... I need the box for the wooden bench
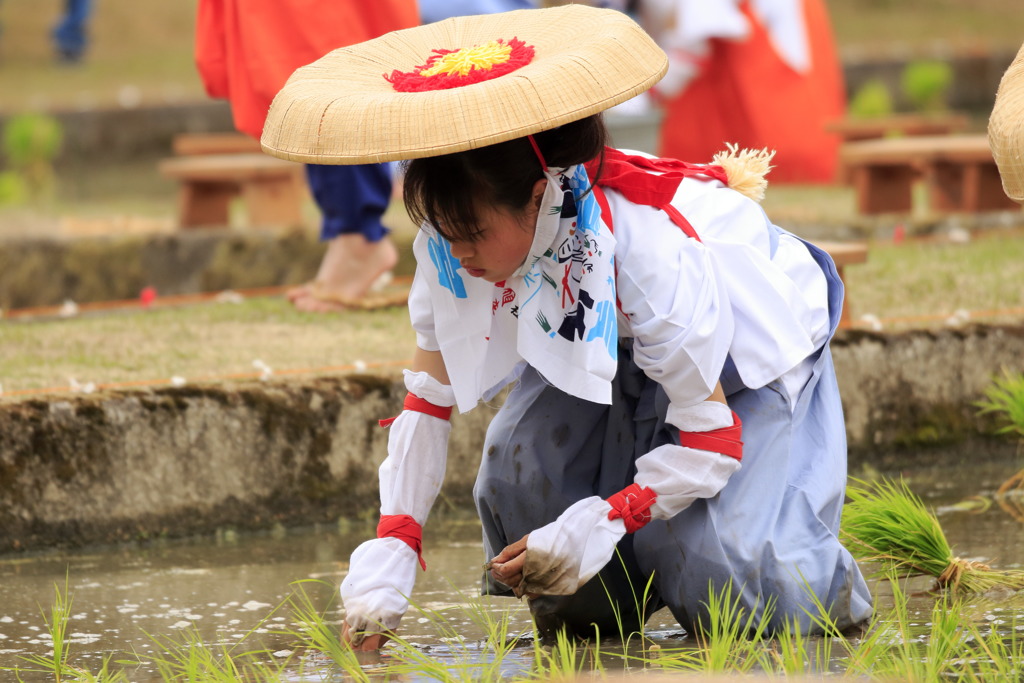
[816,240,869,328]
[171,132,263,156]
[825,113,969,144]
[159,151,305,229]
[839,134,1020,215]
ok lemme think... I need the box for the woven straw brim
[260,5,667,164]
[989,41,1024,202]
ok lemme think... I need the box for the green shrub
[1,113,64,202]
[848,78,893,118]
[901,59,953,112]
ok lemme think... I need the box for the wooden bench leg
[835,264,853,329]
[928,161,965,212]
[974,163,1020,211]
[927,161,1019,213]
[852,165,916,214]
[177,182,235,228]
[240,177,304,228]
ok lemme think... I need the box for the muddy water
[0,451,1022,679]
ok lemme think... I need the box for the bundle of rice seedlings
[841,478,1024,593]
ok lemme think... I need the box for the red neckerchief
[583,147,728,239]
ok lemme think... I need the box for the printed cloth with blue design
[410,163,618,413]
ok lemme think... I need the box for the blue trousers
[304,163,392,243]
[52,0,92,58]
[475,241,873,638]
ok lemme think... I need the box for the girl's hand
[341,621,393,651]
[488,535,529,596]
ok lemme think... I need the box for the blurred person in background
[196,0,538,312]
[418,0,534,24]
[543,0,845,183]
[195,0,418,313]
[53,0,92,63]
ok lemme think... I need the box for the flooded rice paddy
[0,447,1022,680]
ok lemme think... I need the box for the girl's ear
[531,177,547,209]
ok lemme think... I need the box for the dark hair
[402,114,607,242]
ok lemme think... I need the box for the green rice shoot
[842,477,1024,593]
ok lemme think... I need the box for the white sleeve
[615,181,831,411]
[678,181,830,391]
[378,370,455,522]
[612,193,734,409]
[340,370,455,638]
[408,266,440,353]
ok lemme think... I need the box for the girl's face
[447,204,536,283]
[446,179,546,283]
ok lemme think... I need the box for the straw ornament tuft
[988,41,1024,202]
[260,5,667,164]
[712,143,775,203]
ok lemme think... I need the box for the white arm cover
[522,497,626,596]
[522,401,740,597]
[340,370,455,638]
[379,369,455,520]
[637,400,742,520]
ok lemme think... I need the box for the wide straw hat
[260,4,667,164]
[988,41,1024,203]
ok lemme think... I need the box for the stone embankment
[1,323,1021,554]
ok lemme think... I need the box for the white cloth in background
[639,0,810,97]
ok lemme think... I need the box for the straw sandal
[301,281,409,311]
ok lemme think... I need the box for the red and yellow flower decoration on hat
[386,37,535,92]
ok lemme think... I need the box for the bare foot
[292,234,399,313]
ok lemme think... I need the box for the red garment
[195,0,419,139]
[656,0,845,184]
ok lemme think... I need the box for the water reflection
[0,451,1022,679]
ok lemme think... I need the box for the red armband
[677,410,743,461]
[377,514,426,571]
[606,483,658,533]
[379,392,453,428]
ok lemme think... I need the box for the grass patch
[842,229,1024,327]
[0,297,415,395]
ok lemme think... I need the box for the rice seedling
[528,626,601,682]
[844,573,974,681]
[3,577,128,683]
[271,578,376,681]
[767,617,840,678]
[379,599,530,682]
[842,477,1024,593]
[960,614,1024,681]
[650,580,773,676]
[133,625,283,683]
[596,551,660,657]
[763,575,849,676]
[975,367,1024,440]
